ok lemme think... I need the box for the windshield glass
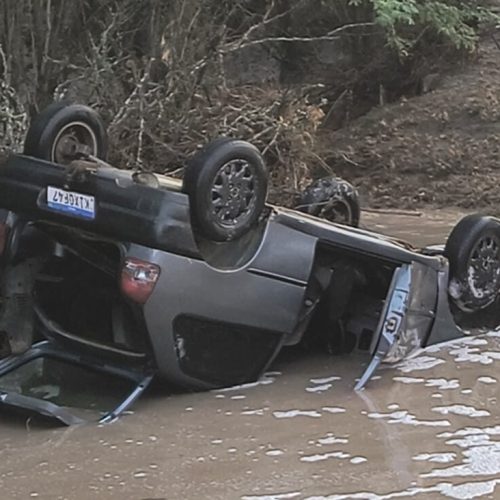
[0,356,137,420]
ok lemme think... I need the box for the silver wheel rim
[51,121,98,165]
[465,234,500,307]
[209,159,257,227]
[319,199,353,225]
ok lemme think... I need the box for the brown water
[2,209,500,500]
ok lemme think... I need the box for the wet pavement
[2,209,500,500]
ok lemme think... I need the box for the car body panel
[0,155,201,258]
[134,227,314,388]
[274,208,442,268]
[0,153,472,423]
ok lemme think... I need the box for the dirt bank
[318,39,500,214]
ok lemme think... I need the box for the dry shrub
[0,81,28,156]
[0,0,327,206]
[0,0,492,208]
[105,83,324,203]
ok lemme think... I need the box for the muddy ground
[1,210,500,500]
[319,39,500,214]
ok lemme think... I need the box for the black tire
[24,102,108,165]
[183,138,268,242]
[298,177,360,227]
[444,214,500,313]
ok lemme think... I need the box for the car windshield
[0,356,137,420]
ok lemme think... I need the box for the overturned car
[0,103,499,425]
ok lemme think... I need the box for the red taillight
[120,258,160,304]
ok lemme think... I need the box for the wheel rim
[209,159,257,227]
[51,121,98,165]
[465,233,500,307]
[319,199,353,225]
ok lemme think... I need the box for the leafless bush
[0,0,490,203]
[0,44,28,156]
[0,0,336,199]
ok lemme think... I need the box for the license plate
[47,186,96,220]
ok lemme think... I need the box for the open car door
[356,261,463,390]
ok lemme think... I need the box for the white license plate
[47,186,96,220]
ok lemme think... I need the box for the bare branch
[221,22,377,53]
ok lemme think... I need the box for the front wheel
[297,177,360,227]
[445,214,500,313]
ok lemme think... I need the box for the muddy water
[2,209,500,500]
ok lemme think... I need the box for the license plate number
[47,186,95,220]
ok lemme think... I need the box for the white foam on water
[477,376,497,384]
[322,407,346,414]
[448,345,500,365]
[216,373,277,392]
[396,356,446,373]
[392,376,425,384]
[426,332,494,354]
[304,479,500,499]
[438,425,500,439]
[422,444,500,479]
[310,376,341,384]
[265,449,285,457]
[350,456,368,464]
[421,426,500,481]
[306,384,332,393]
[231,395,247,400]
[273,410,322,419]
[242,408,267,416]
[425,378,460,390]
[432,405,490,418]
[413,452,456,463]
[242,492,301,500]
[317,436,349,445]
[367,410,451,427]
[300,451,350,463]
[460,338,489,347]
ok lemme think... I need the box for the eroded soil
[319,39,500,214]
[1,210,500,500]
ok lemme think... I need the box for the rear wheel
[445,214,500,313]
[183,138,268,241]
[24,102,108,164]
[298,177,360,227]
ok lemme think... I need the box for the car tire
[24,102,108,165]
[298,177,360,227]
[183,138,268,241]
[445,214,500,313]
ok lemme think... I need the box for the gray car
[0,103,498,425]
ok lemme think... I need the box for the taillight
[120,258,160,304]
